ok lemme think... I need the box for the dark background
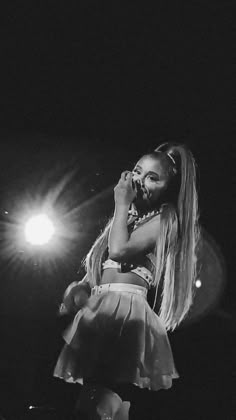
[0,2,235,419]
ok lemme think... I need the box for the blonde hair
[84,143,200,331]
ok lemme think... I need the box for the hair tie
[166,152,176,166]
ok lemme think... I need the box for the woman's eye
[133,169,141,175]
[148,176,158,182]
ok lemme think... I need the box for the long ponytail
[84,218,112,288]
[153,143,200,330]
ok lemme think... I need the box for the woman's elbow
[108,246,125,261]
[108,248,133,263]
[108,250,121,261]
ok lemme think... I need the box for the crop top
[101,207,159,289]
[102,258,154,289]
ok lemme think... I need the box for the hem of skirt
[53,372,179,391]
[54,372,84,385]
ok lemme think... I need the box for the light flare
[24,214,55,245]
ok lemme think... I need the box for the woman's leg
[74,381,123,420]
[75,380,157,420]
[111,384,156,420]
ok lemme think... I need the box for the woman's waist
[102,259,153,287]
[101,269,149,289]
[91,282,148,298]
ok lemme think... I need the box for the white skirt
[54,283,179,391]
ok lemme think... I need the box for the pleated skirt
[54,283,179,391]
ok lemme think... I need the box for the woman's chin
[133,197,151,213]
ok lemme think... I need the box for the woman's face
[132,154,169,210]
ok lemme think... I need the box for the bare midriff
[100,268,148,289]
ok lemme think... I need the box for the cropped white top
[100,207,160,289]
[102,258,153,289]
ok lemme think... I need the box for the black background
[0,2,235,419]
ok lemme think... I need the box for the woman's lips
[132,179,149,199]
[137,186,149,199]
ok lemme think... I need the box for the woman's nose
[136,177,144,186]
[132,173,145,186]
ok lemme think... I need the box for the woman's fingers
[58,303,68,315]
[120,171,133,182]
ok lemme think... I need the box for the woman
[54,142,200,419]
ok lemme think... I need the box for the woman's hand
[114,171,136,207]
[58,280,90,316]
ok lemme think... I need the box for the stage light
[0,168,94,275]
[24,214,55,245]
[195,279,202,288]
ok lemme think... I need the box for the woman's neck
[130,203,161,218]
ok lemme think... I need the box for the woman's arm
[108,171,135,258]
[108,214,160,262]
[108,171,160,262]
[108,203,130,257]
